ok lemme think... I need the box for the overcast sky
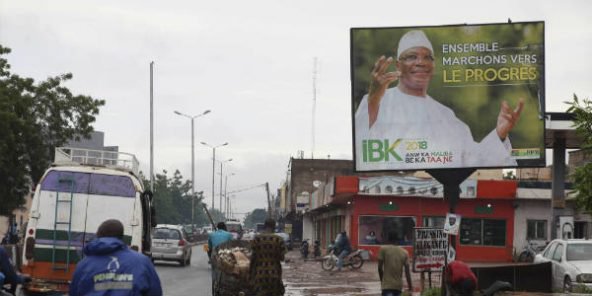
[1,0,591,220]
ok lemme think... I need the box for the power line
[226,183,267,195]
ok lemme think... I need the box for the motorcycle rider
[0,246,29,295]
[334,231,352,272]
[300,239,309,259]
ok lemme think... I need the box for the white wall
[513,199,552,256]
[302,214,314,242]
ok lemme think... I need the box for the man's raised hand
[368,56,399,127]
[496,98,525,141]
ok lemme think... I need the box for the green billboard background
[351,22,545,169]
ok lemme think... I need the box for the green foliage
[208,208,226,225]
[142,170,210,226]
[243,208,267,229]
[0,45,105,215]
[420,287,441,296]
[571,284,592,294]
[566,94,592,212]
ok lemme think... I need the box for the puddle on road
[284,281,381,296]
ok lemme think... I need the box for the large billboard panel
[351,22,545,171]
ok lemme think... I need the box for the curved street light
[174,109,210,225]
[224,173,236,218]
[217,158,233,216]
[201,141,228,211]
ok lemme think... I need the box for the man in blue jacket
[334,231,352,272]
[0,246,27,295]
[70,219,162,296]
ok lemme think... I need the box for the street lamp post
[201,141,228,212]
[174,109,211,225]
[224,173,235,218]
[218,158,232,216]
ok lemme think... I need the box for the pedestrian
[334,231,352,271]
[0,246,28,295]
[249,218,286,296]
[377,242,413,296]
[69,219,162,296]
[445,260,477,296]
[355,30,524,170]
[207,222,233,294]
[9,224,18,244]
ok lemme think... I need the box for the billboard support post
[426,168,474,296]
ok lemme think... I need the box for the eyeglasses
[399,54,435,63]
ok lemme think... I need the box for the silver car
[534,238,592,292]
[151,224,192,266]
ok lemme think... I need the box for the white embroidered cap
[397,30,434,58]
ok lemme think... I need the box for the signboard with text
[413,227,447,272]
[352,22,545,172]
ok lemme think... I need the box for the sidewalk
[281,250,574,296]
[283,250,429,296]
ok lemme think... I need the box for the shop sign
[413,227,447,272]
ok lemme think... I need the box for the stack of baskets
[212,240,253,296]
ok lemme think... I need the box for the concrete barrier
[473,262,552,293]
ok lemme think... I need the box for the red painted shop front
[334,177,517,263]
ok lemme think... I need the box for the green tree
[207,208,226,226]
[243,208,267,229]
[566,94,592,212]
[0,45,105,215]
[143,169,209,226]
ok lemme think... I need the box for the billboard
[351,22,545,172]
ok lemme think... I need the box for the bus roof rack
[54,147,139,176]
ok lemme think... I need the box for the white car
[151,224,192,266]
[534,239,592,292]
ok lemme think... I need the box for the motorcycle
[300,239,309,259]
[313,240,321,258]
[517,240,546,263]
[320,245,364,271]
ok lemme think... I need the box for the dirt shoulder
[283,250,387,296]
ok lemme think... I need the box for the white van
[21,147,155,294]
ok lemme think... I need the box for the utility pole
[220,162,224,213]
[149,61,154,192]
[311,57,317,159]
[265,182,272,218]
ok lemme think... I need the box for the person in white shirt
[355,30,524,171]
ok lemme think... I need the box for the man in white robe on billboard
[355,30,524,171]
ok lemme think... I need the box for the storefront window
[358,215,416,245]
[527,220,547,240]
[423,216,445,228]
[460,218,506,246]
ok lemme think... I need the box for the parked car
[151,224,192,266]
[534,238,592,292]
